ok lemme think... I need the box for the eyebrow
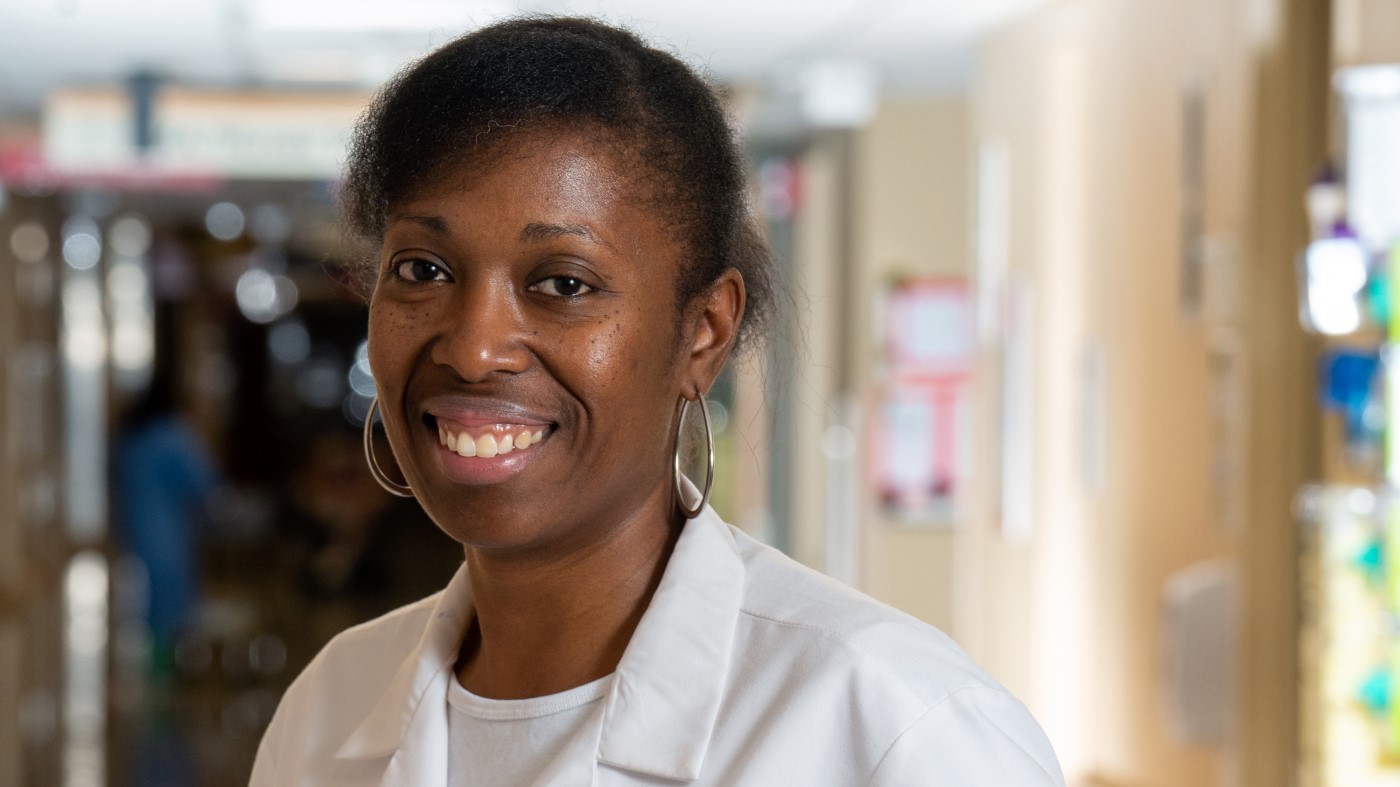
[519,222,615,251]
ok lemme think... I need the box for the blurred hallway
[2,1,1398,785]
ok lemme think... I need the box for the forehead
[383,129,682,272]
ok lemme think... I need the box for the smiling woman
[369,128,727,545]
[251,16,1063,787]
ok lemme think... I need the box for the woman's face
[368,130,728,553]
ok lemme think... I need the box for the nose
[430,276,531,382]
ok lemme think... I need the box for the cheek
[582,312,633,380]
[366,301,423,400]
[578,306,682,424]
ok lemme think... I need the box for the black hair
[341,15,776,355]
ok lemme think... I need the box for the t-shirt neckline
[447,672,613,721]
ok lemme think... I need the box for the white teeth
[476,433,498,458]
[440,425,548,458]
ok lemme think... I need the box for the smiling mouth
[435,420,551,459]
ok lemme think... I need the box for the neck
[455,493,683,700]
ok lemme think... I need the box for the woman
[253,17,1063,786]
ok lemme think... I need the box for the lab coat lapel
[596,506,745,781]
[377,664,452,787]
[335,563,473,786]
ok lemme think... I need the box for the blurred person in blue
[252,17,1063,786]
[114,371,219,678]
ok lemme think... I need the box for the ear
[683,268,746,397]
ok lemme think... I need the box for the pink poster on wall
[872,278,972,525]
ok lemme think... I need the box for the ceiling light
[799,60,880,129]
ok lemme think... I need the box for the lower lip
[430,429,549,485]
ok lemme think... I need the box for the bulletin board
[871,278,972,526]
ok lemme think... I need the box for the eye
[393,258,451,283]
[529,275,595,298]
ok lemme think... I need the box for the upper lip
[418,394,555,426]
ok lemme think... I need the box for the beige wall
[785,136,842,573]
[776,98,974,631]
[966,0,1327,785]
[1335,0,1400,67]
[852,98,971,633]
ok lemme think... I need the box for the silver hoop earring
[673,389,715,519]
[363,395,414,498]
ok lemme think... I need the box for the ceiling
[0,0,1050,116]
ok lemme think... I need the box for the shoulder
[870,684,1065,784]
[300,590,441,686]
[730,526,995,707]
[727,527,1064,785]
[256,592,441,770]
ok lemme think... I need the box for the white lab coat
[251,506,1065,786]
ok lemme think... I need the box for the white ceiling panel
[0,0,1051,115]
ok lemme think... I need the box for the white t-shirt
[446,673,611,785]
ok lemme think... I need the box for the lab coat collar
[332,504,746,784]
[596,505,744,780]
[334,561,473,766]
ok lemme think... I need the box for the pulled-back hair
[341,16,776,354]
